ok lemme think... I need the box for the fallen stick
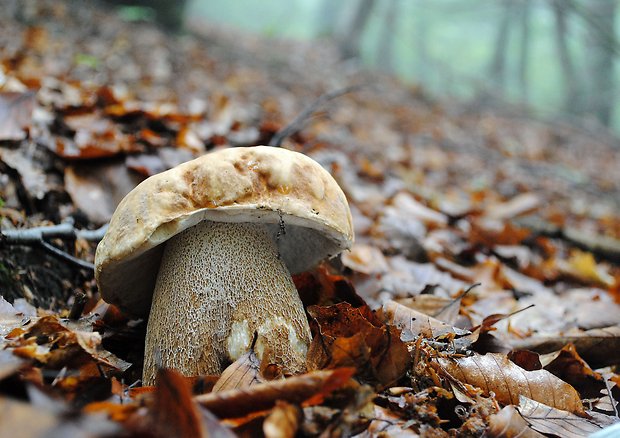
[0,221,107,270]
[269,84,365,147]
[0,222,108,243]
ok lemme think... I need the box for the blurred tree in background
[119,0,620,133]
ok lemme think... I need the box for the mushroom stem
[142,221,311,385]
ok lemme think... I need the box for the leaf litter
[1,0,620,436]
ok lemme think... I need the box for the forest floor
[1,1,620,436]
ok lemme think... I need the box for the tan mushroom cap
[95,146,353,317]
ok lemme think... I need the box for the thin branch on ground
[38,240,95,270]
[1,221,106,271]
[1,222,108,244]
[269,84,365,147]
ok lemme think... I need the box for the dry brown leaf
[293,265,365,308]
[195,368,355,419]
[307,303,410,385]
[64,161,143,223]
[484,193,540,221]
[0,91,35,141]
[518,396,607,438]
[366,405,420,437]
[262,401,302,438]
[437,353,586,416]
[511,326,620,369]
[382,299,469,341]
[395,294,461,325]
[152,368,207,438]
[540,344,605,399]
[8,315,130,372]
[341,243,388,275]
[486,405,545,438]
[213,350,265,392]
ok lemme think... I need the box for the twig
[0,221,105,271]
[269,84,365,147]
[0,222,108,244]
[38,240,95,270]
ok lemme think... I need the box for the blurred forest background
[173,0,619,134]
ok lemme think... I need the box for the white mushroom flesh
[142,221,311,385]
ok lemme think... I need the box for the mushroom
[95,146,353,385]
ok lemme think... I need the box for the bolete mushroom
[95,146,353,385]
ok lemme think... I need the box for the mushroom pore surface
[142,221,311,385]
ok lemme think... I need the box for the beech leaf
[518,396,607,438]
[437,353,586,416]
[486,405,545,438]
[213,349,265,392]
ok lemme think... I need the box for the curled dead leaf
[307,302,410,385]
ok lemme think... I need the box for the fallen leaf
[0,91,35,141]
[307,302,410,385]
[194,368,355,418]
[540,344,605,399]
[511,325,620,369]
[437,353,586,416]
[341,243,388,275]
[213,350,265,392]
[559,250,614,288]
[262,401,302,438]
[518,396,606,438]
[394,294,461,324]
[64,161,143,223]
[484,193,540,221]
[152,368,207,438]
[381,299,469,342]
[486,405,545,437]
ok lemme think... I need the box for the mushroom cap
[95,146,353,317]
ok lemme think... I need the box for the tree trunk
[584,0,616,126]
[518,0,532,104]
[551,0,579,113]
[376,0,399,72]
[315,0,343,38]
[338,0,376,60]
[413,2,429,84]
[489,0,515,94]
